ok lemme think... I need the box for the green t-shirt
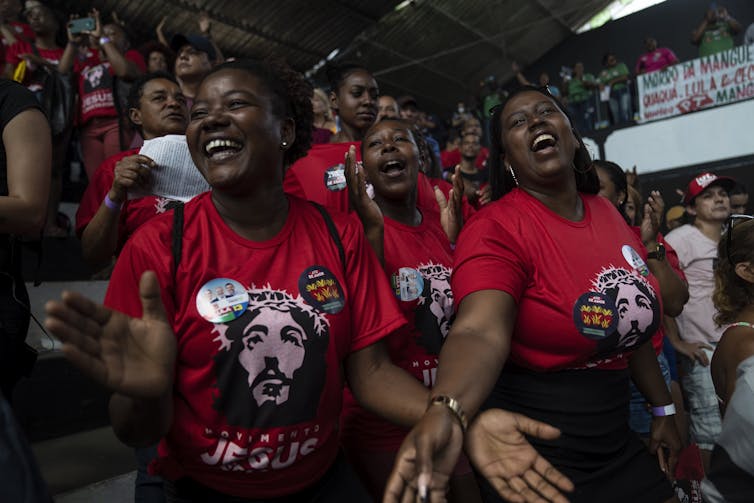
[599,62,630,91]
[567,74,595,103]
[699,22,734,57]
[482,93,502,118]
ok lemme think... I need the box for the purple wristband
[651,404,676,417]
[104,194,123,212]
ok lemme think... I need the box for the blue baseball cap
[170,34,216,62]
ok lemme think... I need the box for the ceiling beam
[331,0,381,23]
[159,0,326,59]
[422,2,507,58]
[363,37,469,90]
[532,0,572,32]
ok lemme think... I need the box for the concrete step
[31,426,135,497]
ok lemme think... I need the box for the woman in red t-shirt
[339,118,480,501]
[386,87,683,503]
[58,9,145,179]
[43,58,443,501]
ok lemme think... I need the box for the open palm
[45,271,176,398]
[465,409,574,503]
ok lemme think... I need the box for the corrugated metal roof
[47,0,614,112]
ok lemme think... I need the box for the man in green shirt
[692,6,742,57]
[599,52,632,125]
[563,62,597,133]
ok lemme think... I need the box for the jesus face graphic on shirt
[592,267,660,356]
[427,278,454,338]
[614,282,654,348]
[213,287,330,428]
[239,308,306,407]
[415,263,454,355]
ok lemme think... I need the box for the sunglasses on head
[725,213,754,264]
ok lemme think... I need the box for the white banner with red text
[637,44,754,123]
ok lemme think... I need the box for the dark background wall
[516,0,754,86]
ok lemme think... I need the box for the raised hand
[84,9,102,38]
[345,145,383,232]
[435,166,464,243]
[465,409,574,503]
[640,190,664,245]
[66,14,85,45]
[649,415,682,478]
[477,184,492,206]
[110,154,157,204]
[44,271,176,398]
[198,12,212,36]
[383,406,464,503]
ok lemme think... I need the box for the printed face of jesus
[238,308,306,407]
[428,279,453,337]
[614,282,653,347]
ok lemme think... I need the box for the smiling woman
[340,119,481,501]
[386,86,682,503]
[44,59,444,502]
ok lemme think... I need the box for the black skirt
[477,364,674,503]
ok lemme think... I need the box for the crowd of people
[0,1,752,502]
[505,4,748,132]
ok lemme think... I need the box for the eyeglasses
[725,213,754,264]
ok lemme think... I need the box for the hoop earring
[507,164,519,187]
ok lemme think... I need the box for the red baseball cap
[684,172,735,205]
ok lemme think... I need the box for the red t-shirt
[5,41,63,92]
[284,141,475,222]
[105,193,405,498]
[342,208,454,450]
[1,21,33,46]
[440,147,489,169]
[74,49,146,124]
[75,149,178,253]
[452,189,664,371]
[284,141,359,213]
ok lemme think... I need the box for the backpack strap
[310,202,346,272]
[171,202,185,281]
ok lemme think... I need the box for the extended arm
[385,291,574,502]
[432,290,514,417]
[641,191,688,316]
[691,17,709,45]
[345,340,428,427]
[45,271,177,447]
[628,341,682,475]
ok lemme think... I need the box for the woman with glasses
[385,86,681,503]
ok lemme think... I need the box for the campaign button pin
[324,164,347,191]
[622,244,649,277]
[299,266,345,314]
[391,267,424,302]
[572,291,618,340]
[196,278,249,323]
